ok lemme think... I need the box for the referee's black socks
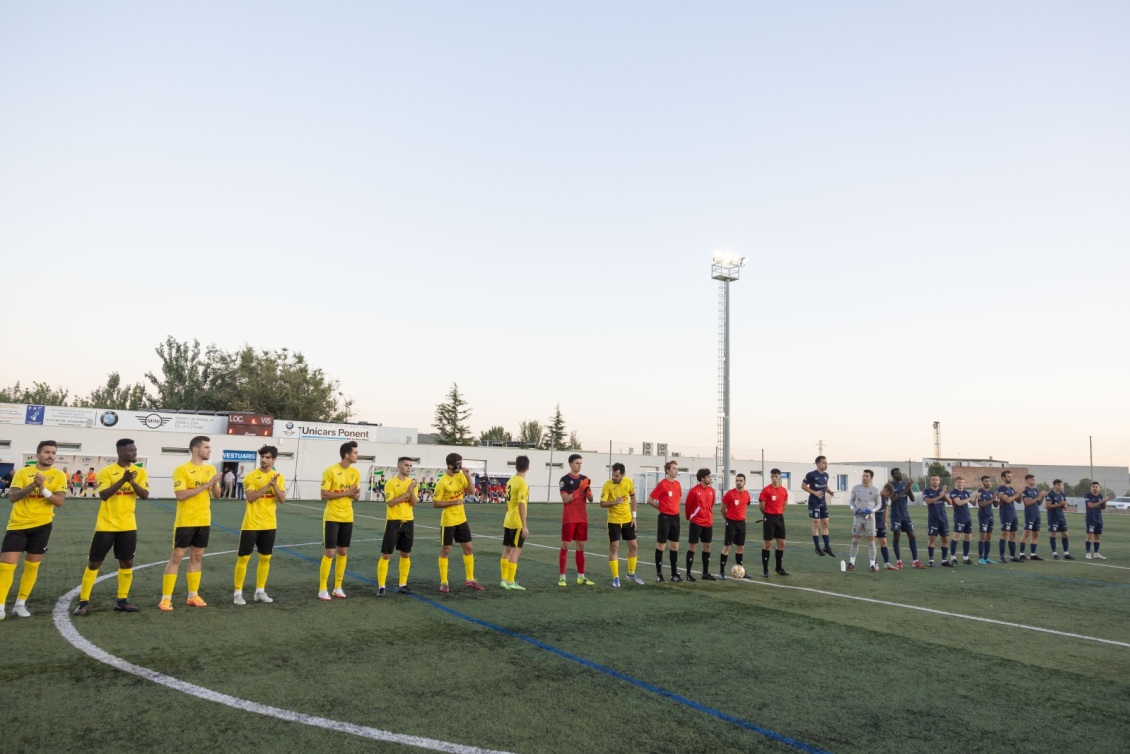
[686,550,694,575]
[701,552,711,574]
[762,549,771,571]
[719,553,728,572]
[669,549,678,577]
[655,548,663,576]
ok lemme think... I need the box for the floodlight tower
[711,250,747,494]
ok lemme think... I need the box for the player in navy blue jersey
[947,476,974,565]
[1044,479,1073,560]
[1084,482,1111,559]
[997,470,1022,562]
[1017,474,1047,560]
[876,483,895,569]
[801,456,835,557]
[923,476,953,567]
[975,476,998,564]
[887,468,922,568]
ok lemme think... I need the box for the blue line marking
[144,500,830,753]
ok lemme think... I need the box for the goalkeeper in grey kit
[847,470,883,572]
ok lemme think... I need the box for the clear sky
[2,2,1127,467]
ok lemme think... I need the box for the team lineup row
[0,440,1116,619]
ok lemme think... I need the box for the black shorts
[607,522,637,542]
[238,529,276,557]
[89,530,137,562]
[656,513,680,544]
[2,523,53,555]
[724,519,746,547]
[173,526,210,550]
[381,520,414,555]
[324,521,353,549]
[503,527,527,549]
[762,514,786,542]
[441,522,473,546]
[688,523,713,545]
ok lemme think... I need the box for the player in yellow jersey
[0,440,67,620]
[234,445,286,606]
[377,456,417,597]
[601,462,643,587]
[501,455,530,591]
[433,452,483,593]
[159,436,221,611]
[319,440,361,601]
[74,439,149,616]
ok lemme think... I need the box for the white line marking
[734,578,1130,648]
[53,543,514,754]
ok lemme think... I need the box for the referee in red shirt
[684,469,717,581]
[758,469,790,578]
[720,473,752,579]
[647,460,683,582]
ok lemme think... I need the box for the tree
[517,420,543,447]
[0,381,70,406]
[77,372,151,410]
[225,346,353,422]
[433,383,473,445]
[479,426,512,445]
[144,337,227,411]
[926,462,953,485]
[543,404,567,450]
[567,431,582,450]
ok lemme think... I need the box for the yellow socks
[186,570,201,596]
[610,560,620,578]
[17,559,41,601]
[501,557,508,581]
[377,558,389,588]
[319,556,332,591]
[80,567,99,601]
[162,573,177,599]
[234,555,251,591]
[398,556,411,587]
[0,562,16,604]
[506,560,518,582]
[463,554,475,582]
[117,568,133,600]
[334,555,347,589]
[438,557,449,584]
[255,555,271,590]
[628,556,637,575]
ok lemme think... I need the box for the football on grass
[730,565,746,579]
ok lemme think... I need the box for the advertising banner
[275,420,383,442]
[95,410,227,434]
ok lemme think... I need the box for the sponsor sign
[25,405,45,425]
[44,406,97,428]
[96,410,227,434]
[222,450,259,462]
[275,420,381,442]
[0,404,26,424]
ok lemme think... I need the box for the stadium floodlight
[710,249,746,493]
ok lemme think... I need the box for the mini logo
[137,413,172,429]
[100,411,119,427]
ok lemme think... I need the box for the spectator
[235,465,246,500]
[223,468,236,498]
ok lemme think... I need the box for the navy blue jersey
[1045,491,1067,508]
[1022,487,1042,522]
[923,487,947,519]
[997,485,1017,520]
[1084,493,1104,524]
[889,481,912,519]
[804,470,828,506]
[977,489,996,520]
[950,489,973,523]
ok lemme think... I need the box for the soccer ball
[730,565,746,579]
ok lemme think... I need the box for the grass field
[2,496,1129,754]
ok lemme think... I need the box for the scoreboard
[226,413,273,437]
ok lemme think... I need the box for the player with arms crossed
[685,468,717,581]
[558,454,595,587]
[997,470,1022,563]
[846,470,882,572]
[434,452,483,592]
[975,476,998,564]
[1084,482,1111,560]
[378,456,417,596]
[947,476,975,565]
[500,455,530,590]
[758,469,789,578]
[161,436,222,611]
[1045,479,1073,560]
[719,473,752,579]
[888,468,922,569]
[0,440,67,619]
[647,460,683,582]
[319,441,361,601]
[875,483,895,569]
[801,456,835,557]
[923,475,953,567]
[75,438,148,616]
[601,462,643,587]
[1017,474,1047,561]
[234,445,286,605]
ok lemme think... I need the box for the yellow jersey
[171,462,216,527]
[321,464,360,523]
[95,463,148,532]
[6,466,67,530]
[434,472,469,527]
[241,468,286,531]
[383,476,415,521]
[602,477,636,525]
[504,476,528,529]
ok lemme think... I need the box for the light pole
[711,250,747,494]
